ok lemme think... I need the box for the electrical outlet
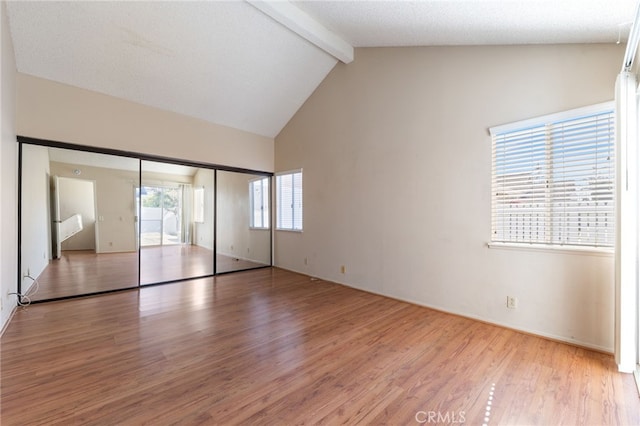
[304,257,308,265]
[340,265,346,274]
[507,296,518,309]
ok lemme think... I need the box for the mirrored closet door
[216,170,271,273]
[139,161,215,285]
[21,145,140,301]
[19,139,273,303]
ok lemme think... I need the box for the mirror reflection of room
[20,143,273,302]
[139,161,215,285]
[216,170,271,273]
[21,145,140,301]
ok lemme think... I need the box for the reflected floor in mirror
[27,247,268,301]
[140,245,215,285]
[27,250,138,301]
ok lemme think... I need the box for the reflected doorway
[52,176,97,259]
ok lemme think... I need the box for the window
[276,169,303,231]
[249,177,269,229]
[490,102,615,249]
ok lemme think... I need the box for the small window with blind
[249,177,269,229]
[276,169,303,231]
[490,102,615,250]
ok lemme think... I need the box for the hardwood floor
[28,246,267,301]
[2,268,638,425]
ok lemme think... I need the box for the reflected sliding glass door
[139,185,184,246]
[139,161,214,285]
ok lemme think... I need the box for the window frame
[276,169,303,232]
[249,176,270,230]
[489,101,615,253]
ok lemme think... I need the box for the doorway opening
[52,176,97,258]
[138,185,187,246]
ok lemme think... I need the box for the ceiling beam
[247,0,354,64]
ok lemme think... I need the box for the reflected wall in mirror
[21,144,140,300]
[216,170,271,273]
[139,161,214,285]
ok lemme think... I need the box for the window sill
[487,242,614,256]
[276,228,303,233]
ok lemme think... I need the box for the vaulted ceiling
[6,1,639,138]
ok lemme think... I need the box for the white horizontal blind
[276,170,303,231]
[249,177,269,229]
[491,104,615,248]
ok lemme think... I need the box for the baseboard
[0,305,18,338]
[276,266,614,355]
[408,299,614,355]
[219,252,264,264]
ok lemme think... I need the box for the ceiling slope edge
[247,0,354,63]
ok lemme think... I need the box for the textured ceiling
[295,0,640,46]
[6,1,640,139]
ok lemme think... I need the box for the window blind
[276,170,303,231]
[491,104,615,248]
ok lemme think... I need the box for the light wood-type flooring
[28,246,267,301]
[2,268,638,425]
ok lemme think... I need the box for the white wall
[0,0,17,330]
[193,168,215,250]
[275,44,623,352]
[20,144,50,295]
[17,74,274,173]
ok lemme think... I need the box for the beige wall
[16,74,274,173]
[275,44,623,352]
[1,1,17,330]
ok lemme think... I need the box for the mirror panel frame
[216,170,272,274]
